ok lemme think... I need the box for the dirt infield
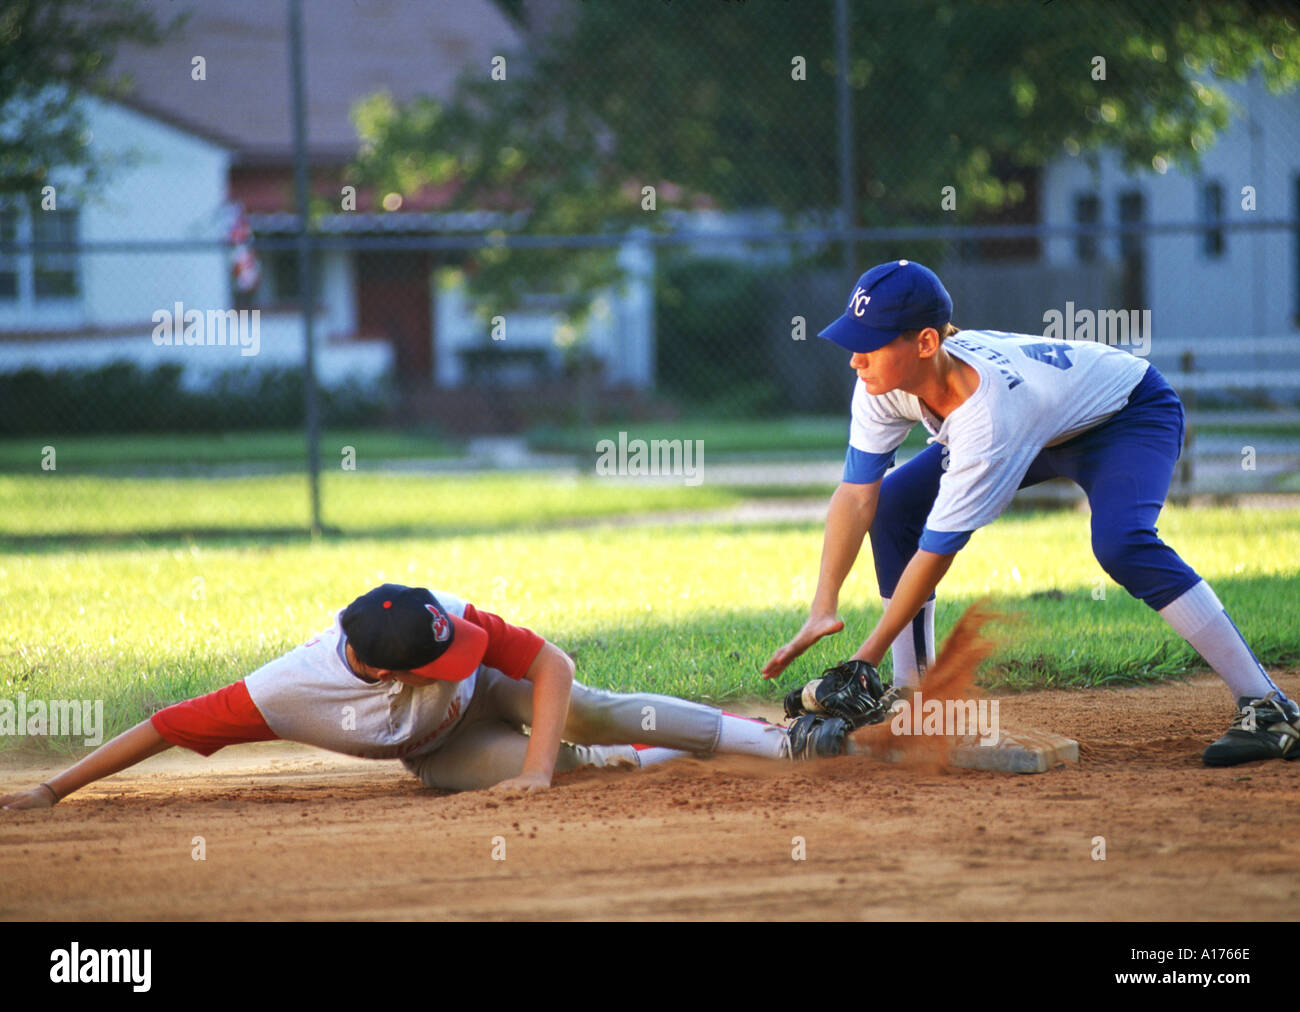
[2,669,1299,921]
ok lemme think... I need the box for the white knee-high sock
[883,596,935,688]
[716,713,789,759]
[580,744,642,768]
[581,744,694,769]
[1157,579,1285,703]
[581,718,790,768]
[632,746,693,767]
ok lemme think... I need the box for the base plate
[847,728,1078,774]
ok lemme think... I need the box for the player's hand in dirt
[0,787,57,811]
[490,771,552,796]
[762,613,845,680]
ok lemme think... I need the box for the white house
[0,96,392,390]
[0,96,229,336]
[1040,70,1300,342]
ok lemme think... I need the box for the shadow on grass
[0,515,835,554]
[557,576,1300,701]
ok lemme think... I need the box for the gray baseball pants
[402,668,724,791]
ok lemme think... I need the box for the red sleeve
[462,603,546,680]
[150,680,278,757]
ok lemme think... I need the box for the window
[1294,175,1299,327]
[1117,191,1144,261]
[0,208,17,299]
[0,200,82,304]
[264,248,322,305]
[1073,193,1100,263]
[269,249,299,300]
[1201,181,1224,258]
[32,206,80,297]
[1117,190,1145,310]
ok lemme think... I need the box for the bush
[654,255,787,414]
[0,362,391,435]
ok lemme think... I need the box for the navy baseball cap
[818,259,953,353]
[341,584,487,681]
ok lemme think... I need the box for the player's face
[849,336,919,395]
[346,643,428,687]
[383,671,433,687]
[360,666,429,688]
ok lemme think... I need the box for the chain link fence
[2,0,1299,539]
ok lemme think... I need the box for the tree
[352,0,1299,304]
[0,0,181,198]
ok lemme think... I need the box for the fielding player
[2,583,801,811]
[763,259,1299,767]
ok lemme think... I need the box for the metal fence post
[1180,348,1195,490]
[834,0,854,276]
[288,0,322,537]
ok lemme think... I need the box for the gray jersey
[244,591,480,761]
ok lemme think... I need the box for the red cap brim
[408,612,488,682]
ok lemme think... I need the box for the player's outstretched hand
[489,771,552,796]
[0,787,57,812]
[761,613,845,680]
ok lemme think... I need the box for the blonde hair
[899,322,961,342]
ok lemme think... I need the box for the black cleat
[874,683,912,723]
[787,714,850,760]
[1203,693,1300,767]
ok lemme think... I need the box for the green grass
[0,471,822,541]
[0,418,922,475]
[0,429,461,474]
[1193,423,1300,437]
[2,418,1288,474]
[526,415,913,457]
[3,499,1299,755]
[528,412,1300,458]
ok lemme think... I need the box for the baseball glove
[783,659,889,729]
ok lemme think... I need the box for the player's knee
[404,755,452,790]
[1090,527,1149,580]
[562,684,620,741]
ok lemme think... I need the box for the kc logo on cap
[341,584,487,682]
[819,259,953,354]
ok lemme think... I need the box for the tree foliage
[0,0,180,198]
[351,0,1300,304]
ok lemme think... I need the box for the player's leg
[404,719,631,792]
[868,442,946,687]
[1057,367,1298,763]
[402,669,646,790]
[480,667,789,761]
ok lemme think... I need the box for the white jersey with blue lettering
[845,329,1149,547]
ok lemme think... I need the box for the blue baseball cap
[818,259,953,353]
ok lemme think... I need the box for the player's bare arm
[489,640,574,795]
[0,719,173,812]
[852,548,957,667]
[761,478,880,680]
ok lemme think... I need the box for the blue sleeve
[918,526,973,553]
[843,446,895,485]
